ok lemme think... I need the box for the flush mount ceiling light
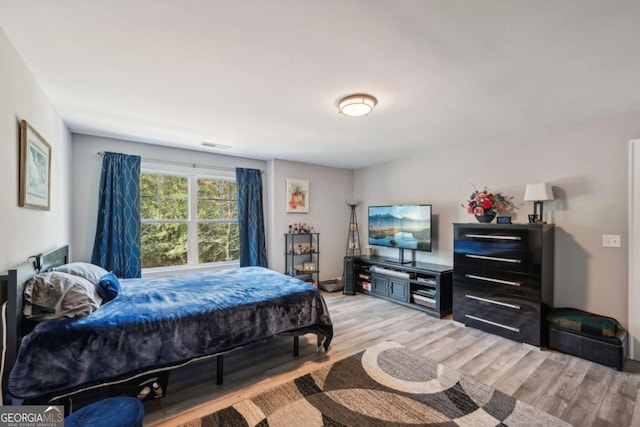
[338,94,377,117]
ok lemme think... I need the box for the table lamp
[523,183,554,223]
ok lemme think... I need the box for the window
[140,171,239,269]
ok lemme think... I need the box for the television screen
[368,205,432,252]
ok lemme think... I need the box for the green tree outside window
[140,172,239,268]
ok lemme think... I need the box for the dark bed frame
[2,246,69,403]
[1,245,314,406]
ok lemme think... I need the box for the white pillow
[49,262,109,285]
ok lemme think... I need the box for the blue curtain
[91,152,141,278]
[236,168,268,267]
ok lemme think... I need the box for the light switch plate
[602,234,621,247]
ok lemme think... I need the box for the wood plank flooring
[143,292,640,427]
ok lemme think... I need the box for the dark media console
[348,255,453,318]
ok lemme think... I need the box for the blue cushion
[65,397,144,427]
[97,273,121,303]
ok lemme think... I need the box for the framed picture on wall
[19,120,51,210]
[286,178,309,213]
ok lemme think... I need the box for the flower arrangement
[463,186,514,216]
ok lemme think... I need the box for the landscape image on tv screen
[368,205,431,251]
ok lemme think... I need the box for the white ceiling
[1,1,640,169]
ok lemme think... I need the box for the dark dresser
[452,223,554,347]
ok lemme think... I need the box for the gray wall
[267,159,353,281]
[354,110,640,327]
[0,27,71,270]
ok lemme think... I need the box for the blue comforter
[9,267,333,401]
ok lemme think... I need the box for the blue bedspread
[8,267,333,401]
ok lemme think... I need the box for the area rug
[180,341,570,426]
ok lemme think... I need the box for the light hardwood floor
[144,292,640,427]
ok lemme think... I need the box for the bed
[1,245,333,405]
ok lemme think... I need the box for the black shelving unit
[284,233,319,287]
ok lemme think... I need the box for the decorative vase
[474,211,496,223]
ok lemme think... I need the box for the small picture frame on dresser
[496,216,512,224]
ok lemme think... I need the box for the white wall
[354,110,640,328]
[71,134,267,264]
[0,27,71,271]
[268,159,353,280]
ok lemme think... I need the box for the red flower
[482,199,493,209]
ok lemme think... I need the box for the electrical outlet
[602,234,621,248]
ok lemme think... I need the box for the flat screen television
[368,204,432,254]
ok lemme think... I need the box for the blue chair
[65,397,144,427]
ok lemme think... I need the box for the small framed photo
[286,178,309,213]
[303,262,315,272]
[19,120,51,210]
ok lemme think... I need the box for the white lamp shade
[338,94,377,117]
[523,183,554,202]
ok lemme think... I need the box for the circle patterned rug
[180,341,570,426]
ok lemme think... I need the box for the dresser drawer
[454,226,543,252]
[454,307,542,347]
[453,283,541,317]
[454,246,538,274]
[453,288,542,346]
[453,264,541,296]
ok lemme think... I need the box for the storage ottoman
[547,308,627,370]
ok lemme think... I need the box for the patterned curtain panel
[91,152,142,278]
[236,168,268,267]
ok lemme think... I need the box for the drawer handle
[465,234,522,241]
[465,314,520,332]
[465,294,521,310]
[465,254,521,264]
[465,274,521,287]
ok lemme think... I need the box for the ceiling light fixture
[201,142,231,149]
[338,94,377,117]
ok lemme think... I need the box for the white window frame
[141,163,239,275]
